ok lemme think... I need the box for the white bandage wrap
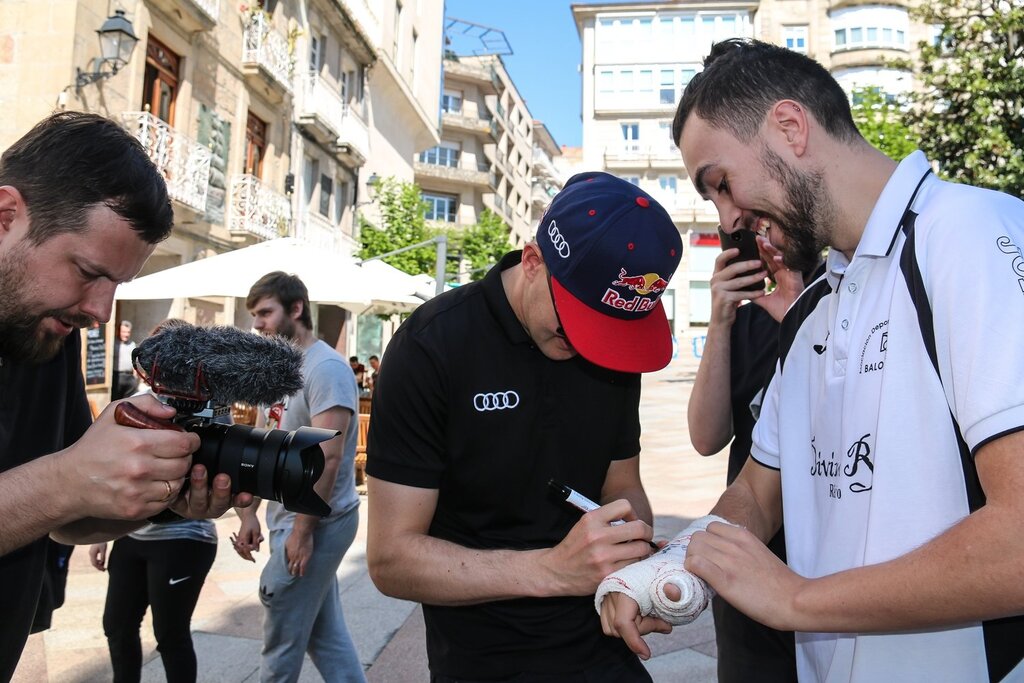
[594,514,732,625]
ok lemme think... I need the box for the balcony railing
[242,11,292,94]
[121,111,212,214]
[414,160,491,187]
[300,72,344,140]
[294,214,351,255]
[603,143,684,168]
[229,174,291,240]
[441,111,491,136]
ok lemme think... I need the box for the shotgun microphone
[131,321,304,407]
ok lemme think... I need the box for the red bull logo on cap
[611,268,670,296]
[601,288,659,313]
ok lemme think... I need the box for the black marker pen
[549,479,659,550]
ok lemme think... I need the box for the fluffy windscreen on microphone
[132,322,304,406]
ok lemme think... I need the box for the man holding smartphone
[689,224,813,682]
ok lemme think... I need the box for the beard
[759,146,834,273]
[0,244,93,364]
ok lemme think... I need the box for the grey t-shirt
[265,339,360,532]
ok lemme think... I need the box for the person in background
[348,356,366,392]
[234,272,365,683]
[88,319,219,683]
[687,223,813,683]
[365,355,380,394]
[111,320,138,400]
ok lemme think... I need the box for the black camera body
[165,398,334,517]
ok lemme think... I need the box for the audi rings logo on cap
[547,220,571,258]
[473,391,520,412]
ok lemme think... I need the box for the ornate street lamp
[76,10,139,88]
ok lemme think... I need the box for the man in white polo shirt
[597,39,1024,682]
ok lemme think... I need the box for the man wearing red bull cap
[365,171,682,682]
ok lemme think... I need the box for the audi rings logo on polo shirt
[473,391,520,412]
[547,220,571,258]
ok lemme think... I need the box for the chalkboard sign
[85,324,107,386]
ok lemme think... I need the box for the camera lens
[188,423,336,516]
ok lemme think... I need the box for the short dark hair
[672,39,860,146]
[246,271,313,330]
[0,111,174,245]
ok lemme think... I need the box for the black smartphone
[718,226,765,293]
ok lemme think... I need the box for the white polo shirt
[752,151,1024,682]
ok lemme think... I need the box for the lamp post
[76,9,139,89]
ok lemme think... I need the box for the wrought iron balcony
[229,174,291,240]
[121,111,212,214]
[298,72,344,143]
[242,11,293,99]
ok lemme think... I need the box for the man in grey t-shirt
[233,272,365,683]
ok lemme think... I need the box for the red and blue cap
[537,171,682,373]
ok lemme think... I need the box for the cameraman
[0,112,249,679]
[233,272,364,682]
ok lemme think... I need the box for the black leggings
[103,536,217,683]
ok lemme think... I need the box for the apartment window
[319,174,333,217]
[659,175,678,194]
[424,193,457,222]
[420,143,460,168]
[621,122,640,154]
[659,69,675,105]
[832,5,910,51]
[335,180,348,224]
[303,157,318,206]
[624,176,641,186]
[783,25,808,53]
[310,34,326,73]
[442,89,463,114]
[244,111,267,177]
[143,36,180,124]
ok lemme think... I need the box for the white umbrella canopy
[116,238,431,313]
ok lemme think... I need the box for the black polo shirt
[0,332,92,680]
[368,251,643,679]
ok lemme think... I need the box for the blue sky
[442,0,620,148]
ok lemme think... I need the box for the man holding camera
[233,271,365,682]
[0,112,246,679]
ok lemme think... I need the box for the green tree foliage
[357,177,436,275]
[904,0,1024,194]
[446,209,511,282]
[850,87,917,162]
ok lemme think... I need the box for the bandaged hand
[594,514,732,625]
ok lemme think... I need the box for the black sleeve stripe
[748,453,780,471]
[898,209,1024,682]
[778,276,832,372]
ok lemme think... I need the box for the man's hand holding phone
[713,225,806,325]
[711,227,769,326]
